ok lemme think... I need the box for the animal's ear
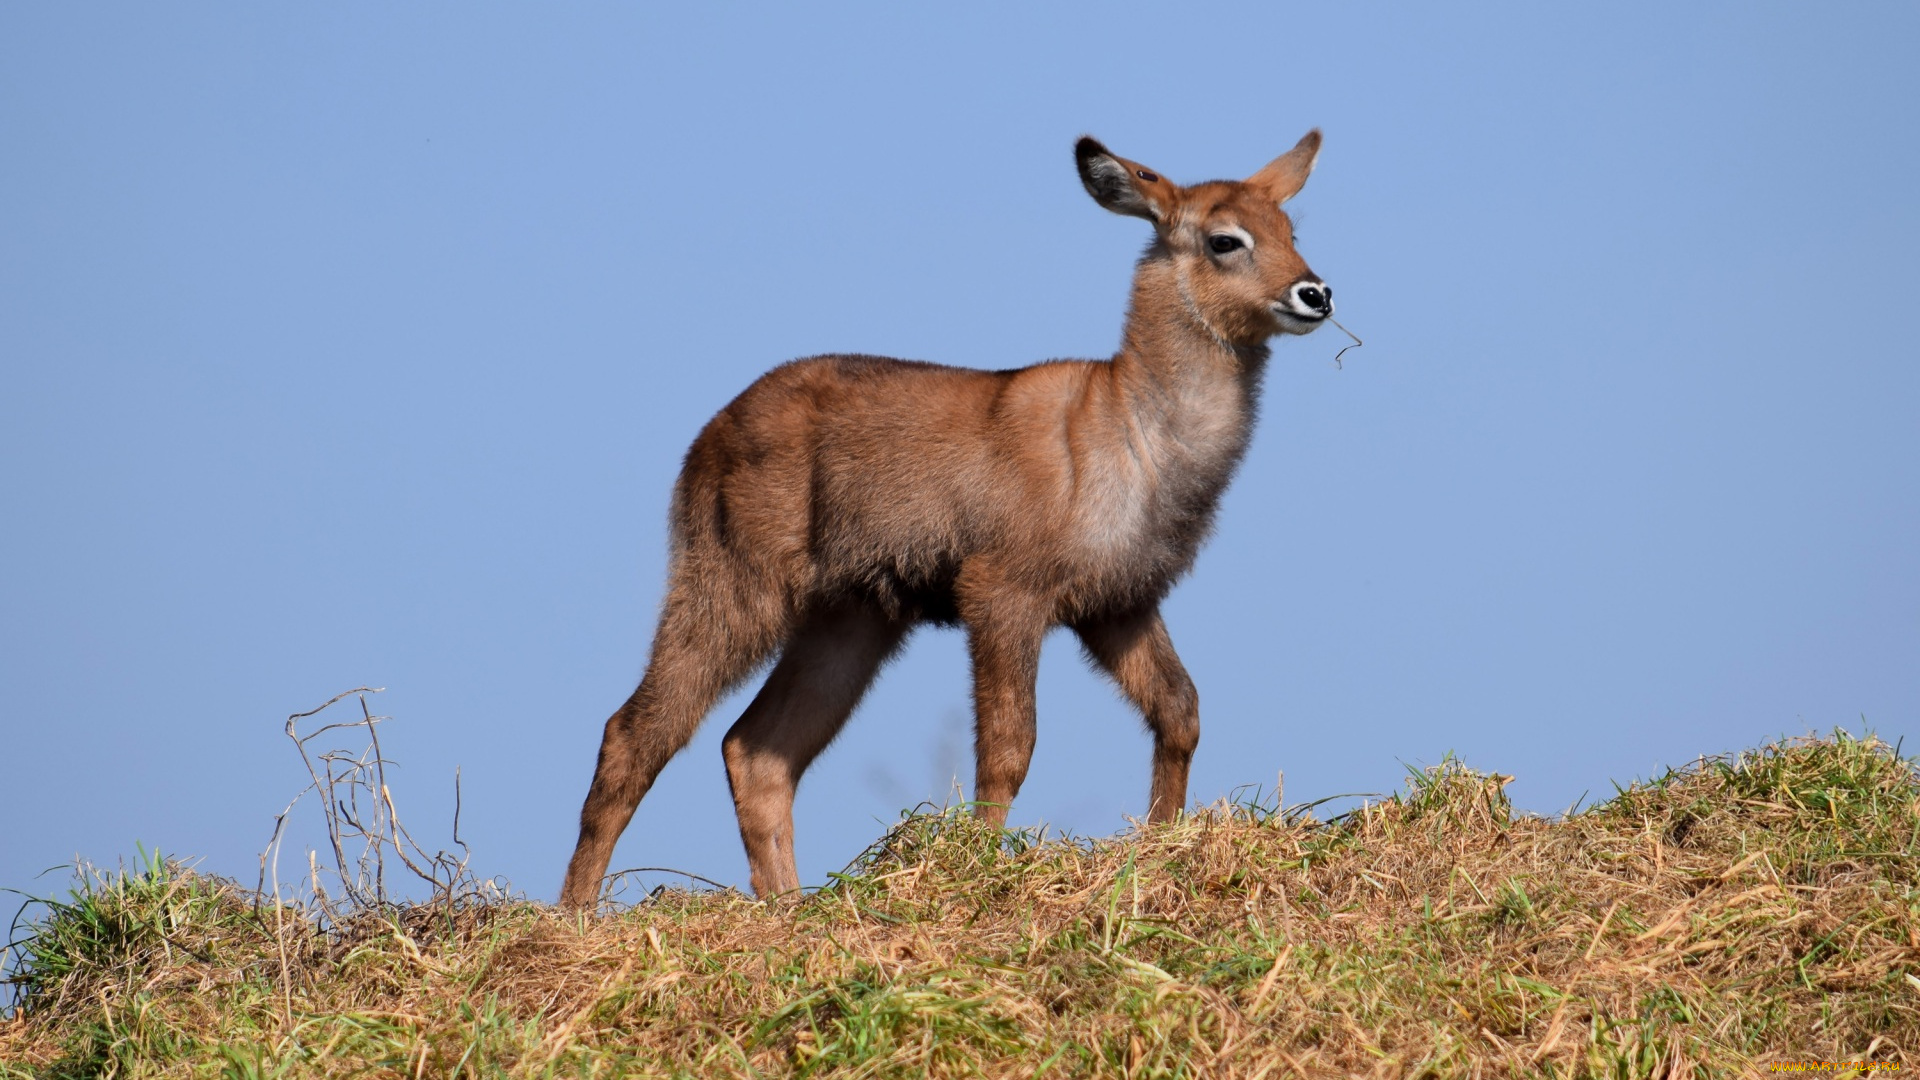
[1076,137,1176,222]
[1248,129,1322,205]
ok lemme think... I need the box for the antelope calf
[560,132,1335,906]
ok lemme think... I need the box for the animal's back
[670,354,1062,620]
[672,351,1223,625]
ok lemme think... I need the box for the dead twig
[1328,316,1363,368]
[257,687,497,934]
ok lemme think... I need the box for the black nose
[1296,285,1330,313]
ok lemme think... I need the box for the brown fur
[560,132,1334,906]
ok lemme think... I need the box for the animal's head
[1076,132,1330,345]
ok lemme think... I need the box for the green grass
[4,731,1917,1077]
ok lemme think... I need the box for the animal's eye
[1207,234,1244,255]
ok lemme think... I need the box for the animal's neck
[1108,258,1269,478]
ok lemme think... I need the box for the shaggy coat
[561,132,1334,906]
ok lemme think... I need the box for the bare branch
[1327,316,1363,369]
[257,686,487,930]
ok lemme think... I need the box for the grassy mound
[4,732,1916,1077]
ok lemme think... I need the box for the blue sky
[3,4,1915,909]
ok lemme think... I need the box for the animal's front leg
[959,567,1050,827]
[1073,606,1200,823]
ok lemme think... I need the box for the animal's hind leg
[1073,606,1199,824]
[560,565,788,909]
[722,603,908,897]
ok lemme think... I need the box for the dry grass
[4,731,1917,1077]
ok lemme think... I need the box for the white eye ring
[1205,226,1255,256]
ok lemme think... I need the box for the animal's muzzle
[1290,280,1333,318]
